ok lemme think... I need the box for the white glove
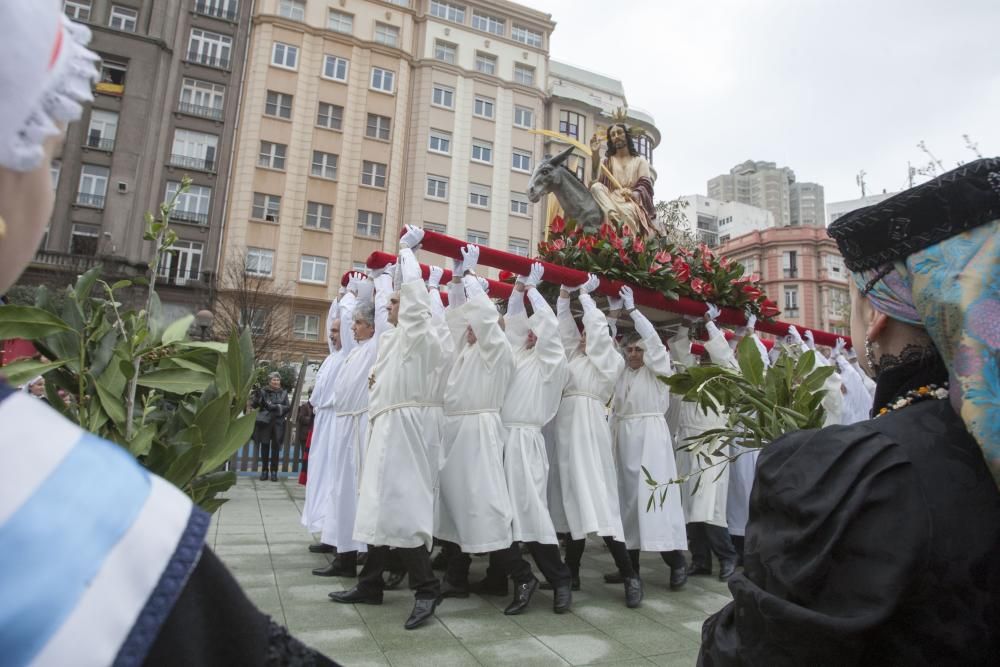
[785,325,804,347]
[398,247,421,284]
[607,293,623,311]
[620,286,635,311]
[460,244,480,275]
[745,311,757,331]
[523,262,544,288]
[704,303,721,322]
[580,273,600,294]
[427,265,444,289]
[834,337,847,356]
[803,329,816,350]
[347,271,367,294]
[477,276,490,294]
[399,224,425,250]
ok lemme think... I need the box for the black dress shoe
[357,552,368,566]
[718,560,737,581]
[470,576,508,596]
[329,586,383,605]
[688,562,712,576]
[384,570,406,590]
[670,564,688,590]
[312,560,357,577]
[308,543,335,554]
[624,576,643,608]
[540,576,580,592]
[439,580,470,599]
[603,571,624,584]
[259,469,268,481]
[270,469,278,482]
[552,584,572,614]
[404,597,439,630]
[503,578,539,616]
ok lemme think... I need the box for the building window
[423,222,446,234]
[829,287,849,315]
[426,175,448,200]
[305,202,333,230]
[264,91,293,119]
[508,237,529,256]
[471,10,504,36]
[196,0,239,20]
[513,106,534,129]
[271,41,298,70]
[316,102,343,130]
[825,254,845,278]
[293,314,320,341]
[246,247,274,277]
[96,59,127,95]
[374,22,399,47]
[188,29,232,69]
[432,84,454,109]
[512,24,542,48]
[361,161,387,188]
[51,161,62,189]
[784,286,799,315]
[86,109,118,150]
[158,240,204,284]
[434,40,456,64]
[428,129,451,155]
[365,114,391,141]
[559,110,585,140]
[782,250,798,278]
[469,183,490,209]
[109,5,137,32]
[513,63,535,86]
[64,1,92,21]
[322,55,349,81]
[370,67,395,93]
[257,141,287,170]
[311,151,338,179]
[165,181,211,225]
[299,255,328,283]
[278,0,305,21]
[467,229,489,246]
[475,52,496,75]
[251,192,281,222]
[70,223,100,255]
[171,129,218,171]
[429,1,464,23]
[511,149,531,172]
[510,194,530,217]
[327,9,353,33]
[473,95,494,119]
[356,210,383,238]
[77,164,109,208]
[179,78,224,120]
[471,139,493,164]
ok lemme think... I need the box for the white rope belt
[337,408,368,418]
[615,412,665,420]
[503,421,543,429]
[368,401,443,423]
[444,408,500,417]
[563,391,605,403]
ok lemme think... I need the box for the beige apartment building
[220,0,555,357]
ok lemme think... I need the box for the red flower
[576,235,597,251]
[649,262,663,273]
[618,248,632,265]
[676,246,692,258]
[654,250,672,264]
[698,243,714,259]
[741,283,764,301]
[537,241,550,254]
[610,235,625,251]
[672,258,691,282]
[702,255,714,272]
[730,276,751,285]
[498,270,515,282]
[599,222,615,240]
[550,216,566,234]
[691,277,708,295]
[632,238,646,254]
[720,255,732,269]
[551,238,566,251]
[761,301,781,318]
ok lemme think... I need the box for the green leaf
[110,279,133,290]
[92,371,126,424]
[163,443,205,488]
[137,368,213,394]
[194,395,230,458]
[200,412,255,474]
[736,336,765,386]
[128,423,157,457]
[73,266,102,302]
[197,497,229,513]
[0,359,68,386]
[161,315,194,346]
[89,325,121,379]
[189,470,237,504]
[167,357,215,374]
[178,340,228,353]
[0,306,74,339]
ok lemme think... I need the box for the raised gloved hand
[744,310,757,331]
[522,262,544,288]
[803,329,816,350]
[460,244,480,275]
[477,276,489,294]
[785,324,804,347]
[427,265,444,289]
[620,286,635,311]
[347,271,367,294]
[704,303,721,322]
[580,273,601,294]
[399,224,424,250]
[835,337,847,356]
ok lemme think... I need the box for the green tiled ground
[211,477,730,666]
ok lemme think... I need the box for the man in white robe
[314,273,388,577]
[436,244,516,597]
[553,276,643,608]
[607,287,688,590]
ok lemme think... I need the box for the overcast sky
[529,0,1000,208]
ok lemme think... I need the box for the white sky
[529,0,1000,206]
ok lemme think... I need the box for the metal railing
[193,1,238,21]
[75,192,106,208]
[783,268,799,278]
[85,136,115,151]
[170,209,209,225]
[185,51,231,70]
[32,249,101,271]
[169,154,216,172]
[177,101,224,120]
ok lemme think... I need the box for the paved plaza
[211,477,732,666]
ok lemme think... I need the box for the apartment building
[675,195,775,248]
[24,0,251,320]
[707,160,825,230]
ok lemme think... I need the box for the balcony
[783,268,799,278]
[193,1,238,21]
[169,154,216,172]
[76,192,106,208]
[177,101,224,121]
[85,135,115,151]
[170,209,209,225]
[186,51,231,71]
[157,268,204,286]
[95,82,125,96]
[32,249,101,272]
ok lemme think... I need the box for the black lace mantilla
[265,620,337,666]
[872,348,950,418]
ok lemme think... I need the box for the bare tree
[213,248,294,363]
[655,198,698,250]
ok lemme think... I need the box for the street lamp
[194,308,214,341]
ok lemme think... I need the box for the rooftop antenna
[855,170,867,197]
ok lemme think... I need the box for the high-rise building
[675,195,775,248]
[707,160,826,229]
[25,0,252,319]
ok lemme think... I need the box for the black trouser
[564,536,635,579]
[731,534,745,566]
[442,540,472,587]
[627,548,686,574]
[525,542,572,587]
[254,421,285,469]
[356,545,440,600]
[688,522,738,568]
[484,543,535,584]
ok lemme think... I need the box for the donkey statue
[527,145,604,234]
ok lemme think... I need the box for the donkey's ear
[549,145,575,166]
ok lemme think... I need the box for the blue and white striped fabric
[0,381,209,666]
